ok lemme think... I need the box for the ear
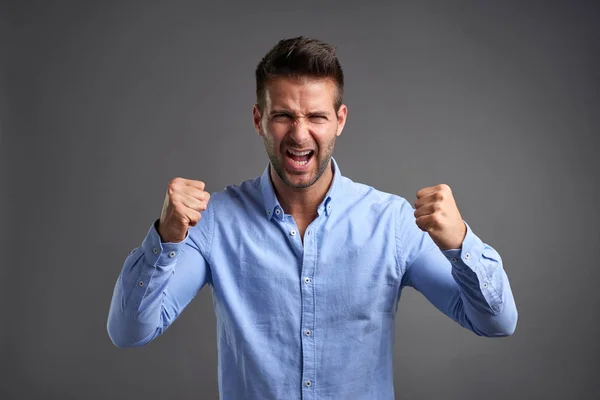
[335,104,348,137]
[253,104,263,137]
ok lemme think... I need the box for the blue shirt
[107,158,518,400]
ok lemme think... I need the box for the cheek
[266,120,284,134]
[263,126,285,147]
[314,124,338,146]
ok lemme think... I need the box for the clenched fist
[413,184,467,251]
[157,177,210,243]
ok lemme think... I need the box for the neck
[270,160,333,217]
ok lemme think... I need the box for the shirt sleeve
[396,197,518,337]
[107,200,215,348]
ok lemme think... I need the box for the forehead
[263,77,336,111]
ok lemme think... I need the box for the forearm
[441,223,518,336]
[107,221,189,348]
[403,221,518,337]
[449,268,517,336]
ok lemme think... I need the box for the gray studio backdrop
[2,1,599,399]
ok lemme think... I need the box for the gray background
[1,0,599,399]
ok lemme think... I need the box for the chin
[282,172,318,189]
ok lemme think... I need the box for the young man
[107,36,518,399]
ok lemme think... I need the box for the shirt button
[153,248,159,254]
[465,253,471,260]
[305,380,311,387]
[168,251,176,258]
[304,277,311,284]
[138,281,144,287]
[275,209,281,215]
[483,282,488,288]
[305,330,311,336]
[307,230,311,236]
[290,229,296,236]
[451,257,457,263]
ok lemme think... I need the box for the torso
[292,214,316,243]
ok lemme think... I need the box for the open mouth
[286,149,314,167]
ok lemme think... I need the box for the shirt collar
[260,157,341,220]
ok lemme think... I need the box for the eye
[309,115,327,122]
[272,114,292,122]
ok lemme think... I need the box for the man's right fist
[156,177,210,243]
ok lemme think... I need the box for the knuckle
[170,193,182,205]
[174,202,187,214]
[168,179,181,193]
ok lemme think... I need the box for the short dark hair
[255,36,344,112]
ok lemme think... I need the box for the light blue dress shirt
[107,158,517,400]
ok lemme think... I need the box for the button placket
[299,219,319,395]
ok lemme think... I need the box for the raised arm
[400,221,518,336]
[396,188,518,337]
[107,177,214,347]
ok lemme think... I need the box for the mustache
[281,141,317,150]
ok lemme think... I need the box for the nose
[289,117,311,143]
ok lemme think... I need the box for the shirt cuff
[441,220,483,268]
[141,219,189,266]
[441,220,504,314]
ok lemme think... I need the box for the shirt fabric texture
[107,158,518,400]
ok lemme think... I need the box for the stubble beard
[264,133,336,189]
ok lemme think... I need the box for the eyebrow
[269,109,294,116]
[269,109,331,117]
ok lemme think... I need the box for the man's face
[253,77,347,189]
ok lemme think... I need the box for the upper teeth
[289,150,311,156]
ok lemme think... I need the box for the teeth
[289,150,312,156]
[292,159,309,166]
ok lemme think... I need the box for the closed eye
[308,115,328,121]
[271,113,293,121]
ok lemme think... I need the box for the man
[107,36,518,399]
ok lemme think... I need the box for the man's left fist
[413,184,467,250]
